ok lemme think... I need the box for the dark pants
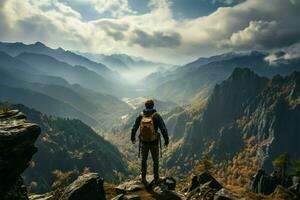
[141,142,159,181]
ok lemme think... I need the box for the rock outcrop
[107,177,184,200]
[186,172,223,200]
[30,173,106,200]
[168,68,300,173]
[251,169,283,195]
[188,171,222,192]
[0,110,41,199]
[11,104,126,193]
[271,185,299,200]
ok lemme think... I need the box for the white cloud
[64,0,136,18]
[212,0,241,5]
[0,0,299,64]
[223,20,279,49]
[265,42,300,65]
[93,0,135,18]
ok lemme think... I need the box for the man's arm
[157,114,169,145]
[131,114,142,142]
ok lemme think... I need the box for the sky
[0,0,299,64]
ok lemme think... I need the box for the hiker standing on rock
[131,99,169,185]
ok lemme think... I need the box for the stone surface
[186,172,225,200]
[251,169,286,195]
[214,189,240,200]
[111,194,124,200]
[289,178,300,198]
[59,173,105,200]
[124,194,140,200]
[271,185,299,200]
[0,109,41,199]
[3,176,30,200]
[115,180,144,194]
[29,173,105,200]
[163,177,176,190]
[29,192,54,200]
[188,171,222,192]
[155,190,185,200]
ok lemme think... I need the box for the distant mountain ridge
[0,42,111,76]
[16,52,117,95]
[0,50,132,128]
[0,84,98,126]
[147,51,300,104]
[78,52,171,72]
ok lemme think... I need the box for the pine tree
[291,159,300,176]
[196,153,214,173]
[272,151,291,184]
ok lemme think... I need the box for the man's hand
[131,139,136,144]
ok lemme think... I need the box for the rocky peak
[202,68,268,134]
[33,42,46,48]
[0,110,41,199]
[227,67,267,86]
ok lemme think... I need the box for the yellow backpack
[139,112,158,142]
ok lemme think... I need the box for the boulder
[115,180,144,194]
[0,110,41,199]
[271,185,298,200]
[186,172,223,200]
[163,177,177,190]
[29,173,105,200]
[111,194,124,200]
[124,194,140,200]
[29,192,54,200]
[214,189,240,200]
[187,186,217,200]
[188,171,222,192]
[3,176,30,200]
[151,177,183,200]
[154,189,185,200]
[251,169,282,195]
[288,177,300,198]
[59,173,105,200]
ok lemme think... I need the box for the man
[131,99,169,185]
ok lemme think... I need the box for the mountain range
[165,68,300,175]
[0,41,300,198]
[144,51,300,104]
[78,52,172,72]
[0,43,133,128]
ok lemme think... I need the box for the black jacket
[131,108,169,145]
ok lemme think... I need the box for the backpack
[139,112,158,142]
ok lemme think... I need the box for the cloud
[62,0,136,18]
[222,20,279,49]
[222,19,300,50]
[92,0,136,18]
[265,42,300,65]
[93,20,129,40]
[0,0,299,64]
[129,29,181,48]
[212,0,244,5]
[176,0,300,60]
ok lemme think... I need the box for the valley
[0,41,300,200]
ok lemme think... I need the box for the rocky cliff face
[0,110,40,199]
[7,104,127,193]
[167,68,300,172]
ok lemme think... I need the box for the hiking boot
[141,177,148,186]
[154,178,161,186]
